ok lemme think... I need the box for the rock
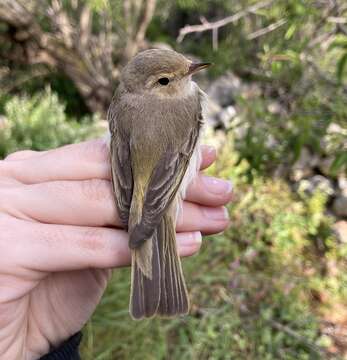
[333,221,347,243]
[297,175,335,196]
[332,177,347,217]
[332,196,347,217]
[337,176,347,196]
[290,148,320,181]
[202,95,237,129]
[318,156,334,177]
[206,72,241,108]
[265,134,279,149]
[327,123,347,135]
[232,116,248,139]
[214,105,237,129]
[324,123,347,153]
[267,101,287,117]
[201,96,222,127]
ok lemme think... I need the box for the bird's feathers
[108,107,133,230]
[108,62,203,319]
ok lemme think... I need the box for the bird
[107,48,210,319]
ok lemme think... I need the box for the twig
[247,18,287,40]
[134,0,156,45]
[212,28,218,51]
[327,16,347,24]
[269,320,333,357]
[177,0,274,43]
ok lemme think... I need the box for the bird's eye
[158,77,170,85]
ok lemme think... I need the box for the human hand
[0,139,232,359]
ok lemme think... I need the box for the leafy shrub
[148,0,347,176]
[0,89,102,159]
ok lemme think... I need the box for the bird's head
[121,48,211,98]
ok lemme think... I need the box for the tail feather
[129,214,189,319]
[158,215,189,316]
[130,237,161,319]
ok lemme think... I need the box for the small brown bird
[107,48,210,319]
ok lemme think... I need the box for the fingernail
[180,231,202,246]
[203,206,229,220]
[202,175,233,195]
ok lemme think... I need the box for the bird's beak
[186,62,212,76]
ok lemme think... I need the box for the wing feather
[108,103,133,229]
[129,113,201,249]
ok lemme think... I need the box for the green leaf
[336,53,347,82]
[285,24,297,40]
[330,151,347,174]
[328,36,347,51]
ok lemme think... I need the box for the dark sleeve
[39,332,82,360]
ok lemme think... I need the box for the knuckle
[80,139,109,163]
[55,181,71,193]
[81,179,110,202]
[39,180,70,196]
[80,227,108,253]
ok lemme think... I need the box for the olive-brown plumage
[107,49,209,319]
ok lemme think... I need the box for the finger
[185,174,233,206]
[0,216,201,272]
[3,179,118,226]
[3,139,110,184]
[3,139,215,184]
[200,145,216,170]
[177,203,230,235]
[4,180,229,235]
[5,150,45,161]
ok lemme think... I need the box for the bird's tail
[130,213,189,319]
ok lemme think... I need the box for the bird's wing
[108,105,133,229]
[129,113,202,249]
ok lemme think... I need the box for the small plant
[0,88,102,158]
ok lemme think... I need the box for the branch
[327,16,347,24]
[177,0,274,43]
[269,320,333,357]
[123,0,157,61]
[0,0,115,115]
[134,0,156,45]
[247,18,287,40]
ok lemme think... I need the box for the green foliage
[21,73,90,118]
[0,89,102,159]
[329,35,347,82]
[148,0,347,176]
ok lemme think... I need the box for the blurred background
[0,0,346,358]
